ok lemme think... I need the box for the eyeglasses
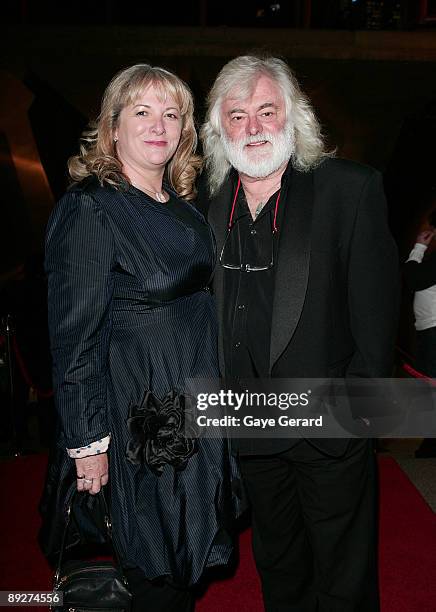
[219,177,281,272]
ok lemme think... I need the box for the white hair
[200,55,333,195]
[221,119,296,179]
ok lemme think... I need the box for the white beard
[221,121,295,178]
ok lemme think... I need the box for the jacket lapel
[209,177,234,375]
[270,169,314,371]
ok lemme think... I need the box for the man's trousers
[239,439,379,612]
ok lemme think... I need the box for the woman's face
[114,84,183,177]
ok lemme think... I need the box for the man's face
[220,75,295,178]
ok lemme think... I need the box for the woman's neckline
[130,182,168,203]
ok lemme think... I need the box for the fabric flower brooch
[126,390,198,474]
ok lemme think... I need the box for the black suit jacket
[197,157,400,456]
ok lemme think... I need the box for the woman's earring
[114,137,118,143]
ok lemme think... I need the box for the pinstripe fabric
[45,177,242,586]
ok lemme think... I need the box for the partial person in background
[404,209,436,458]
[43,63,241,612]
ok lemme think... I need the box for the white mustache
[221,119,295,179]
[239,134,273,146]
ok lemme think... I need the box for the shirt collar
[231,159,293,223]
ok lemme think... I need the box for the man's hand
[75,453,109,495]
[416,229,435,246]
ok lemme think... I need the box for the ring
[77,475,85,479]
[84,478,93,484]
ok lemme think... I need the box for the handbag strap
[53,489,128,588]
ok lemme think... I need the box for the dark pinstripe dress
[45,177,241,586]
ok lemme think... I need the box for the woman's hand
[75,453,109,495]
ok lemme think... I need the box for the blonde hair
[201,54,333,195]
[68,64,201,200]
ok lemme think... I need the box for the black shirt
[223,167,291,379]
[404,251,436,292]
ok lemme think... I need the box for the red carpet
[378,458,436,612]
[0,455,435,611]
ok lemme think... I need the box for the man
[198,55,399,611]
[404,211,436,458]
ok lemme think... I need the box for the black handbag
[52,489,132,611]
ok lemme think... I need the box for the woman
[45,64,241,611]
